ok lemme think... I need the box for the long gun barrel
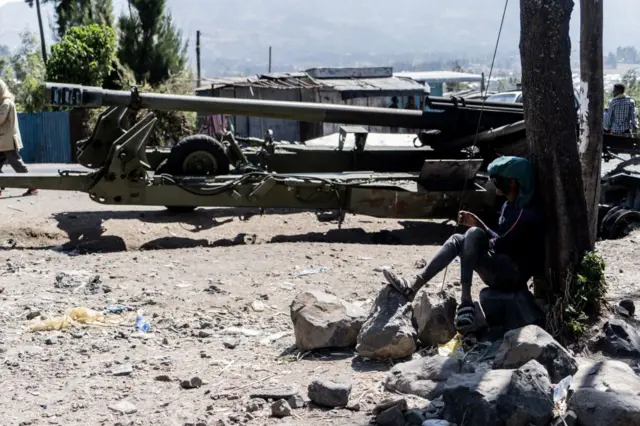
[44,83,524,138]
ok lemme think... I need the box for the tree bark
[578,0,604,248]
[519,0,592,294]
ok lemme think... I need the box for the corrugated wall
[17,111,72,163]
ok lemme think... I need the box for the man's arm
[0,100,10,126]
[604,99,614,130]
[631,100,639,131]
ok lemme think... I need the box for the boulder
[385,355,474,400]
[442,360,554,426]
[375,405,405,426]
[412,291,457,346]
[307,377,351,408]
[620,299,636,317]
[568,389,640,426]
[356,285,417,359]
[493,325,578,383]
[271,399,292,418]
[290,290,366,351]
[479,288,544,332]
[570,359,640,395]
[601,318,640,358]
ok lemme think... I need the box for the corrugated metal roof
[197,72,425,94]
[394,71,484,84]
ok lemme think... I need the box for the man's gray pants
[0,150,29,173]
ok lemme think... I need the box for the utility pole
[578,0,604,247]
[196,30,201,88]
[35,0,47,64]
[268,46,272,73]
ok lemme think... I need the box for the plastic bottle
[135,313,150,333]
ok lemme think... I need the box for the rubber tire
[166,134,230,176]
[157,135,228,214]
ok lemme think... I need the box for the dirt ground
[0,189,638,426]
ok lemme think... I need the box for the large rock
[412,291,457,346]
[442,360,554,426]
[479,288,544,332]
[493,325,578,383]
[568,389,640,426]
[384,355,474,399]
[290,290,366,351]
[307,377,352,408]
[601,318,640,358]
[356,285,417,359]
[570,359,640,395]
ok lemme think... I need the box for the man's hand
[458,211,480,228]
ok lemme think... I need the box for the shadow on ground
[1,208,457,254]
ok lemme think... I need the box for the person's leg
[4,150,37,196]
[383,227,482,300]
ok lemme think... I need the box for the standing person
[604,83,639,134]
[381,156,544,333]
[0,79,37,196]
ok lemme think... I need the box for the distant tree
[117,0,188,86]
[0,45,9,57]
[0,31,46,112]
[46,24,117,86]
[24,0,114,39]
[606,52,617,69]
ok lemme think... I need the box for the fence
[17,111,72,163]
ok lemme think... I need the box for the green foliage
[563,252,607,337]
[46,24,117,86]
[25,0,114,39]
[127,69,196,146]
[0,31,46,113]
[117,0,188,86]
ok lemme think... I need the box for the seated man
[382,156,544,332]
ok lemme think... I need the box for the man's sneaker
[382,269,415,300]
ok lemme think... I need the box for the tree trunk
[519,0,591,295]
[578,0,604,248]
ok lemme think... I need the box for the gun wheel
[157,135,231,214]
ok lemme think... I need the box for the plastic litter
[422,420,452,426]
[437,333,465,359]
[105,305,129,314]
[135,313,150,333]
[295,266,328,277]
[28,307,125,332]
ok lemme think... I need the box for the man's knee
[464,227,488,245]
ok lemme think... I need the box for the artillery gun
[0,82,638,238]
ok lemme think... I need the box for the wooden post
[35,0,47,64]
[578,0,604,248]
[196,30,201,88]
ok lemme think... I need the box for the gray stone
[270,399,292,418]
[45,336,57,345]
[356,285,416,360]
[307,377,351,408]
[112,363,133,376]
[479,288,544,332]
[570,359,640,395]
[108,400,137,415]
[180,377,203,389]
[290,290,367,351]
[493,325,578,383]
[155,375,172,382]
[376,405,405,426]
[569,389,640,426]
[373,398,408,415]
[385,355,474,399]
[601,318,640,358]
[245,398,266,413]
[442,360,554,426]
[222,337,237,349]
[551,410,577,426]
[404,408,427,425]
[287,394,305,409]
[620,299,636,317]
[412,291,457,346]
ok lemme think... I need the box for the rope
[439,0,510,292]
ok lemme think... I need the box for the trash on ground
[295,266,328,277]
[28,307,126,332]
[437,333,465,359]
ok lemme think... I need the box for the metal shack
[194,67,427,142]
